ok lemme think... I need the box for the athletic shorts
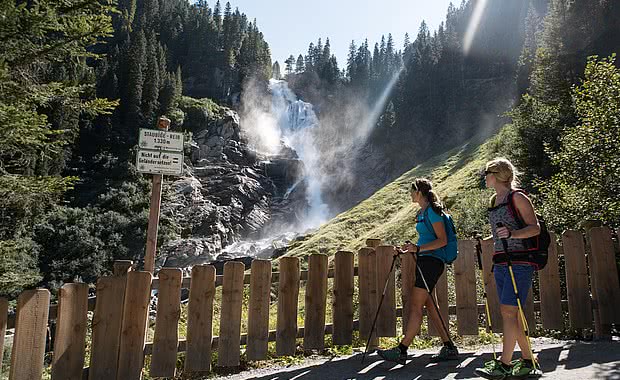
[493,264,534,306]
[414,256,445,292]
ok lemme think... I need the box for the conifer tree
[284,56,295,76]
[142,31,161,127]
[295,54,305,73]
[273,61,282,79]
[346,40,358,80]
[305,42,315,72]
[126,29,147,129]
[214,0,222,31]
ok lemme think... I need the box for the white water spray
[269,79,330,229]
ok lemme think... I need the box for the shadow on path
[242,341,620,380]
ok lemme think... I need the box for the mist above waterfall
[269,79,330,230]
[239,77,281,155]
[238,76,330,231]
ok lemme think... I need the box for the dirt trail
[214,338,620,380]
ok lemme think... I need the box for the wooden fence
[1,227,619,379]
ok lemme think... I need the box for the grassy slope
[287,134,498,260]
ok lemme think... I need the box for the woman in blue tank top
[377,178,459,365]
[476,158,541,380]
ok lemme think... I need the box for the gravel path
[214,338,620,380]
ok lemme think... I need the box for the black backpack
[490,190,550,270]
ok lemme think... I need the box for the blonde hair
[485,157,520,188]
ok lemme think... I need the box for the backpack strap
[488,194,497,209]
[422,207,437,239]
[507,189,527,228]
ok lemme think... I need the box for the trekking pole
[474,232,496,360]
[361,251,399,364]
[497,223,537,370]
[411,249,454,348]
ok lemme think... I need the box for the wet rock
[159,238,220,268]
[209,256,252,275]
[157,105,310,271]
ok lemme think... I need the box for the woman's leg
[515,311,532,360]
[401,287,431,346]
[499,304,519,364]
[425,295,450,343]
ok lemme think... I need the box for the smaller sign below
[137,149,183,175]
[139,128,184,152]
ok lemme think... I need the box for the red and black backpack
[491,190,551,270]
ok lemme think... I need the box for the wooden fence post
[9,289,50,380]
[247,260,272,361]
[366,239,381,249]
[375,245,396,337]
[523,284,536,333]
[304,254,328,350]
[89,276,128,380]
[588,227,620,338]
[481,239,503,332]
[428,270,449,337]
[562,230,593,329]
[150,268,182,377]
[454,240,478,335]
[51,283,89,380]
[539,233,563,330]
[332,251,354,345]
[113,260,133,276]
[218,261,245,367]
[358,247,378,346]
[0,297,7,372]
[276,257,300,356]
[185,265,216,373]
[116,271,152,380]
[400,248,417,335]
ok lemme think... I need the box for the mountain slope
[286,133,499,259]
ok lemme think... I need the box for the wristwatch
[415,244,420,254]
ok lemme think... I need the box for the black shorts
[414,255,445,292]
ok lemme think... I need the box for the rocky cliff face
[158,106,308,270]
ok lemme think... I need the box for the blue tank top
[416,207,445,260]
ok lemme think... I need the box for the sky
[222,0,456,68]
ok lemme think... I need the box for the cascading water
[213,80,330,261]
[269,78,330,230]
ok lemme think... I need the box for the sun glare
[463,0,488,55]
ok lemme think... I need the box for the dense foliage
[0,0,272,297]
[0,0,117,297]
[540,55,620,230]
[495,0,620,230]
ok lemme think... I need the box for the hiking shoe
[430,345,459,362]
[474,359,512,380]
[377,347,407,365]
[510,358,536,379]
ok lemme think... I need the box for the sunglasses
[482,169,498,176]
[478,169,498,180]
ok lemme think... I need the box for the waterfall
[269,79,329,229]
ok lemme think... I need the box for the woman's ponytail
[427,189,444,215]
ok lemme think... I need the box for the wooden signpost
[139,116,184,273]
